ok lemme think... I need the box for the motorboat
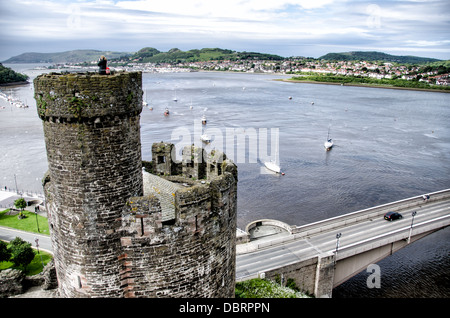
[201,114,207,125]
[164,107,170,116]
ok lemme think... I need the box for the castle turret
[35,71,144,297]
[35,71,237,298]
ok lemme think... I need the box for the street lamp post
[334,233,342,265]
[408,211,417,244]
[34,207,40,233]
[35,238,44,269]
[14,174,21,197]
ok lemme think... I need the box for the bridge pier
[254,253,337,298]
[314,253,335,298]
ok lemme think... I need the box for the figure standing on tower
[98,55,108,75]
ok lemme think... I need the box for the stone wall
[0,269,25,298]
[259,257,318,295]
[119,156,237,297]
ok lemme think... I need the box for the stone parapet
[34,71,143,121]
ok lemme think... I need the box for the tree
[0,240,11,263]
[0,64,29,84]
[9,237,35,269]
[14,197,27,219]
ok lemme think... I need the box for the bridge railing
[291,189,450,240]
[336,213,450,261]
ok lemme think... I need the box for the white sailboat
[324,126,333,151]
[200,134,211,143]
[263,140,284,175]
[264,161,281,174]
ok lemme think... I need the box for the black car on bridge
[384,211,403,221]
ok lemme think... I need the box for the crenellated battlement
[34,71,142,121]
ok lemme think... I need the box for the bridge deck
[236,191,450,282]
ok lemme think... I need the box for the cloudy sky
[1,0,449,61]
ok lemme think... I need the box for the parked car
[384,211,403,221]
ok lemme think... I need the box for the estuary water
[1,65,449,298]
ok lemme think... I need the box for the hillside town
[111,58,450,86]
[49,57,449,86]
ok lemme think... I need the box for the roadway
[0,226,52,253]
[236,198,450,281]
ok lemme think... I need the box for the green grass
[289,74,450,91]
[0,209,52,276]
[0,209,50,235]
[0,246,52,276]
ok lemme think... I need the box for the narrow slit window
[157,156,166,164]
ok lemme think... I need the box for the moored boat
[264,161,281,174]
[200,134,211,143]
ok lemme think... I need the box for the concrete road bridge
[236,189,450,297]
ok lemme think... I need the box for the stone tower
[35,71,144,297]
[35,71,237,298]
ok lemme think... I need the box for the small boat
[324,127,333,150]
[164,107,170,116]
[264,161,282,174]
[201,114,207,125]
[143,100,148,107]
[200,134,211,143]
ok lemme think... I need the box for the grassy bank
[0,209,50,235]
[235,278,311,298]
[285,74,450,93]
[0,209,52,276]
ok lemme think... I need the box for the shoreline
[0,81,30,87]
[279,78,450,93]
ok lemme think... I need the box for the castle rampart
[35,72,237,298]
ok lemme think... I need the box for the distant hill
[127,47,285,63]
[3,50,131,64]
[319,51,441,64]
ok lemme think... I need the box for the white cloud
[0,0,449,60]
[115,0,336,20]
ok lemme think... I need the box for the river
[1,65,449,298]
